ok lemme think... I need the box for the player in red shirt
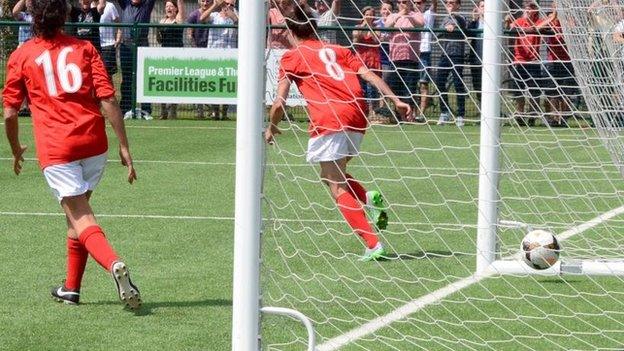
[3,0,141,309]
[265,7,411,261]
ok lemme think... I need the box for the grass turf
[2,119,624,350]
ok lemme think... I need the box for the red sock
[336,192,379,249]
[345,173,367,203]
[78,225,119,271]
[65,237,88,291]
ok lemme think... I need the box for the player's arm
[358,67,411,118]
[3,107,27,175]
[101,97,137,184]
[4,54,28,175]
[266,78,291,144]
[88,43,136,183]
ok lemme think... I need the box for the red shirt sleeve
[278,50,298,82]
[2,50,27,110]
[88,43,115,99]
[342,47,365,73]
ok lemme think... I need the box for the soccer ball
[521,230,561,270]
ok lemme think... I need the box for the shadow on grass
[384,250,468,261]
[85,299,232,316]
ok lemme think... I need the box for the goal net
[258,0,624,349]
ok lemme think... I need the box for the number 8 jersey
[3,34,115,169]
[278,40,368,137]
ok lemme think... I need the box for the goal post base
[487,259,624,276]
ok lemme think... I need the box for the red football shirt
[279,39,368,137]
[3,33,114,169]
[511,17,543,62]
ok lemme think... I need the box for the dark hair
[285,6,318,40]
[31,0,68,39]
[381,0,394,9]
[361,5,374,14]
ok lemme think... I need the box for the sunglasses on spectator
[445,1,457,4]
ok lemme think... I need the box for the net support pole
[232,0,266,349]
[476,0,503,275]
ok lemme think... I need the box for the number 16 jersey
[278,39,368,137]
[3,33,115,169]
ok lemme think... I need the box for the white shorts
[43,153,108,202]
[306,131,364,163]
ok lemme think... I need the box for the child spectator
[415,0,437,121]
[434,0,467,126]
[353,6,381,112]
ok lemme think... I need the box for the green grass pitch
[2,119,624,350]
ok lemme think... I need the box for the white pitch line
[316,205,624,351]
[0,157,235,166]
[0,211,450,226]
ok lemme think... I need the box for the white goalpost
[234,0,624,349]
[478,0,624,277]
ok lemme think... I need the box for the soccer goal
[233,0,624,349]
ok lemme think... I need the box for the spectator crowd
[8,0,623,126]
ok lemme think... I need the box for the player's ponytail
[285,5,318,40]
[31,0,68,39]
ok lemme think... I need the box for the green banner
[137,48,238,104]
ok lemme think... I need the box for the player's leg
[45,154,141,309]
[61,195,141,309]
[320,158,385,260]
[309,132,386,261]
[51,213,89,305]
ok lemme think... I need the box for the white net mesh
[260,0,624,349]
